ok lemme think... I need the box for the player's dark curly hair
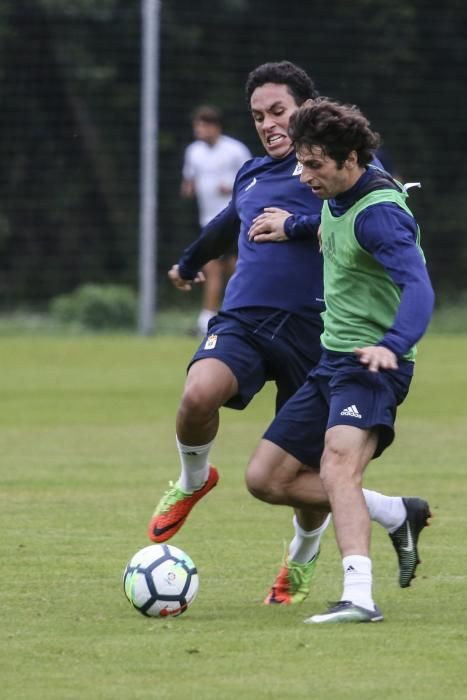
[288,98,381,167]
[245,61,319,106]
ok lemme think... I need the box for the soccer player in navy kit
[148,62,431,604]
[246,98,435,623]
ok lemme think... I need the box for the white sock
[176,437,213,492]
[197,309,216,335]
[341,555,374,610]
[363,489,407,533]
[288,513,332,564]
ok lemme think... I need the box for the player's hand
[248,207,292,242]
[168,264,205,291]
[354,345,398,373]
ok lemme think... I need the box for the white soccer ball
[123,543,199,617]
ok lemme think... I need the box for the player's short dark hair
[245,61,319,107]
[191,105,223,127]
[288,98,381,167]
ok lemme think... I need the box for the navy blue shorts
[188,308,323,412]
[263,350,414,466]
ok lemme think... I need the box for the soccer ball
[123,543,199,617]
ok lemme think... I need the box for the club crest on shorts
[204,334,218,350]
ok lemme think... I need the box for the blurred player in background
[246,98,435,623]
[181,105,252,335]
[148,62,431,605]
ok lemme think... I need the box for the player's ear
[345,150,359,169]
[303,98,314,107]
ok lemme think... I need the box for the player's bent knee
[245,461,266,499]
[246,457,291,505]
[179,383,221,421]
[245,459,276,503]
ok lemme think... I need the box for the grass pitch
[1,332,466,699]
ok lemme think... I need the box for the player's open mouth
[267,134,286,146]
[311,185,325,196]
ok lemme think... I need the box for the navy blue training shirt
[178,151,324,317]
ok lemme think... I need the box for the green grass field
[1,332,466,699]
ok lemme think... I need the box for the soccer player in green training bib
[246,97,435,624]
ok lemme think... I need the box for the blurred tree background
[0,0,465,312]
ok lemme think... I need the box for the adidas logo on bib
[340,404,362,419]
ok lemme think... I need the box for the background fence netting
[0,0,465,314]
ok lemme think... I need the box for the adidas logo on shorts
[340,404,362,419]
